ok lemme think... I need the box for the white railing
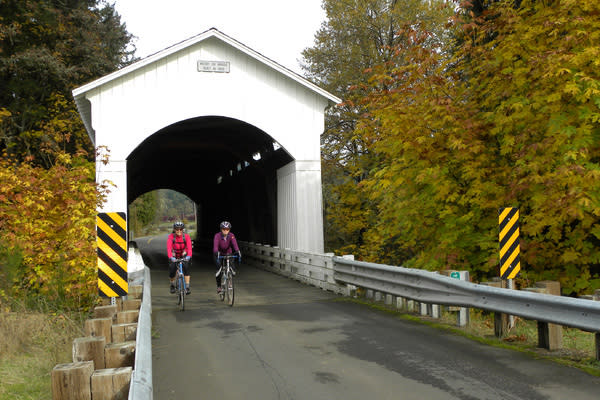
[241,242,600,332]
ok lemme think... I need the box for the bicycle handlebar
[217,254,240,259]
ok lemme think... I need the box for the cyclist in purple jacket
[213,221,241,294]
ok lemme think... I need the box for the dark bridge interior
[127,116,293,245]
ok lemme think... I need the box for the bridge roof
[73,28,341,141]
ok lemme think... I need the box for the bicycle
[174,258,187,311]
[216,254,239,307]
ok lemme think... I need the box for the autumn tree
[0,0,135,166]
[129,191,158,236]
[0,149,110,310]
[0,1,135,310]
[302,0,454,254]
[355,0,600,294]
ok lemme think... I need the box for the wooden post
[440,270,470,326]
[481,280,509,337]
[105,341,136,368]
[116,310,139,324]
[51,361,94,400]
[122,298,141,311]
[91,367,132,400]
[396,297,405,310]
[496,280,511,337]
[94,304,118,321]
[535,281,563,350]
[111,323,137,343]
[385,294,393,306]
[100,297,122,311]
[72,336,106,370]
[84,318,113,343]
[128,285,143,299]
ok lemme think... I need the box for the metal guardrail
[124,241,600,398]
[333,257,600,332]
[128,255,153,399]
[241,242,600,333]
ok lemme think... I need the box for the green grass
[337,296,600,377]
[0,308,86,400]
[132,221,197,239]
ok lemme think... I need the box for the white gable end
[73,28,339,253]
[74,28,340,161]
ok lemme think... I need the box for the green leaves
[0,0,135,166]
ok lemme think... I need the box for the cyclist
[167,221,192,294]
[213,221,241,294]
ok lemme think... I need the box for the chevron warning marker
[97,212,128,297]
[498,207,521,280]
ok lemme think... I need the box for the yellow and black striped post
[498,207,521,280]
[96,212,128,297]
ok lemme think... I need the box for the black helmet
[173,221,185,230]
[220,221,231,229]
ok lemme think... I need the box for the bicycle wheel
[179,275,185,311]
[220,274,226,301]
[226,271,234,307]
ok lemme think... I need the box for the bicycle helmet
[173,221,185,230]
[220,221,231,230]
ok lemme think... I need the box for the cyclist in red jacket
[167,221,192,294]
[213,221,241,294]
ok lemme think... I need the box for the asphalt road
[134,235,600,400]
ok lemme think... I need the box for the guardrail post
[51,361,94,400]
[385,294,393,306]
[84,318,113,343]
[72,336,106,370]
[395,297,405,310]
[346,284,358,297]
[440,270,470,326]
[482,280,510,336]
[91,367,132,400]
[535,281,563,350]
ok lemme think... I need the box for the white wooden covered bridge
[73,28,340,253]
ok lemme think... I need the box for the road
[134,235,600,400]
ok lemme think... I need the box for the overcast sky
[112,0,326,75]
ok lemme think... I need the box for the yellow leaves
[0,108,11,122]
[0,153,101,309]
[555,68,572,77]
[561,249,581,263]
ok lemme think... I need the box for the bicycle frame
[217,254,239,307]
[174,258,186,311]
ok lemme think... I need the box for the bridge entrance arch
[73,28,339,252]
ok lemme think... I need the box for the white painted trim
[72,28,341,105]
